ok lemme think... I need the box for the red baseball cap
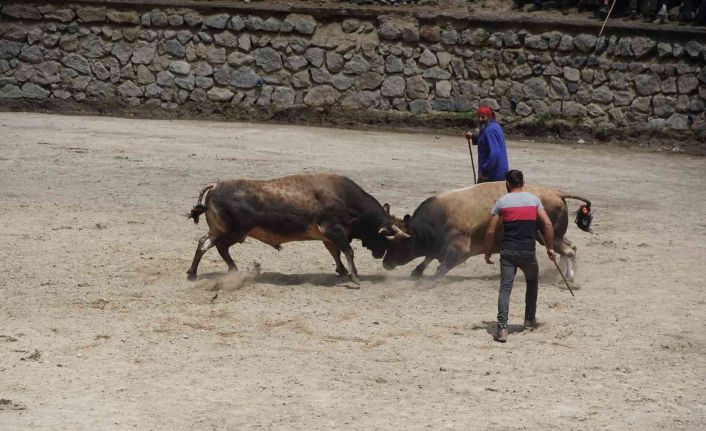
[477,105,495,119]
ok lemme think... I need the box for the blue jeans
[497,250,539,327]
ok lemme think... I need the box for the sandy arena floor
[0,113,704,430]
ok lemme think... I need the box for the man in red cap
[464,105,509,183]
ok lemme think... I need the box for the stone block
[61,53,91,74]
[525,35,548,50]
[666,113,689,129]
[165,39,186,57]
[630,37,656,58]
[214,31,239,48]
[420,26,441,43]
[343,55,370,75]
[419,49,437,67]
[118,80,143,97]
[205,14,230,30]
[254,48,282,73]
[331,73,353,90]
[630,96,651,113]
[652,95,676,117]
[169,61,191,75]
[409,98,431,115]
[207,87,234,102]
[283,14,317,35]
[107,10,140,25]
[562,101,587,117]
[132,41,156,65]
[45,9,75,22]
[523,77,550,99]
[355,72,383,90]
[441,28,459,45]
[381,75,405,97]
[678,75,699,94]
[423,66,451,80]
[271,86,295,107]
[341,90,379,109]
[304,47,325,68]
[231,66,260,88]
[303,85,338,106]
[634,73,660,96]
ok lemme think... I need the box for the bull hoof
[349,274,361,285]
[186,272,197,281]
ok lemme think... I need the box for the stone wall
[1,1,705,145]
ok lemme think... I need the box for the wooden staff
[599,0,619,37]
[465,132,477,184]
[537,231,575,296]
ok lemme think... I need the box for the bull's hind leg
[324,242,348,276]
[187,234,216,281]
[554,237,577,283]
[215,232,244,272]
[216,243,237,272]
[320,222,360,285]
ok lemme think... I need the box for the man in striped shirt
[483,170,556,343]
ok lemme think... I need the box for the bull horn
[392,225,411,239]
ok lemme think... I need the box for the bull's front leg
[324,242,348,276]
[422,236,471,288]
[411,256,434,278]
[319,223,360,285]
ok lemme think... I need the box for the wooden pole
[599,0,619,37]
[466,134,477,184]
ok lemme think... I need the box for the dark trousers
[497,250,539,327]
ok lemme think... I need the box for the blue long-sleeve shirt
[477,120,509,181]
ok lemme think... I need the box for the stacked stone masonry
[0,1,705,136]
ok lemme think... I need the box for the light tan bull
[382,181,592,287]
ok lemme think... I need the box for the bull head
[379,214,412,241]
[379,225,411,240]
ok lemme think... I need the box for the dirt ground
[0,112,704,430]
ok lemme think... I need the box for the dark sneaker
[524,318,538,329]
[494,325,508,343]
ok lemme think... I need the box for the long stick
[552,259,575,297]
[598,0,618,37]
[537,231,574,296]
[466,134,477,184]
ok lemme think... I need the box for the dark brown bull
[382,182,592,287]
[186,173,402,284]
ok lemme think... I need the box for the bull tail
[560,194,591,208]
[560,193,593,233]
[187,182,217,224]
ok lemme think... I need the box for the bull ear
[403,214,411,222]
[383,203,390,214]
